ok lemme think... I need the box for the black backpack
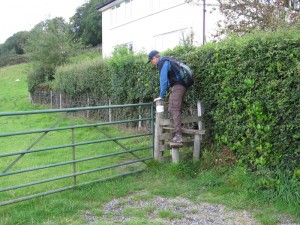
[166,57,194,88]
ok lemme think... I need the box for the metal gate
[0,103,154,206]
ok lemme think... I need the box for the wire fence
[30,90,152,129]
[30,89,202,131]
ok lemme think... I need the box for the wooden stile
[154,100,205,163]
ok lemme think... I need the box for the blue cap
[147,50,159,63]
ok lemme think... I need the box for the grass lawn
[0,63,299,225]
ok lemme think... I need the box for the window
[150,0,161,11]
[125,0,133,21]
[290,0,300,9]
[154,29,187,51]
[110,6,116,26]
[110,3,121,26]
[114,42,133,52]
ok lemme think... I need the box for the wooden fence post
[86,95,90,118]
[138,99,142,129]
[50,91,53,108]
[193,101,203,162]
[171,148,180,163]
[193,134,201,162]
[108,98,112,122]
[59,93,62,109]
[154,100,164,161]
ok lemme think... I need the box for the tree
[186,0,300,37]
[70,0,106,47]
[0,31,29,55]
[27,17,76,71]
[26,17,81,92]
[217,0,300,36]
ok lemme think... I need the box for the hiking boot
[172,134,183,143]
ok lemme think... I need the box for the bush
[39,28,299,175]
[27,67,53,93]
[107,48,158,104]
[0,54,29,68]
[54,58,110,99]
[191,29,300,172]
[26,17,80,92]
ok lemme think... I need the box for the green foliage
[0,54,28,68]
[27,67,52,93]
[70,50,101,63]
[47,28,299,175]
[214,0,300,37]
[26,17,82,92]
[108,47,158,103]
[0,31,29,55]
[253,167,300,211]
[1,50,299,225]
[54,58,110,98]
[70,0,105,47]
[53,47,158,102]
[0,31,30,67]
[195,29,300,172]
[168,161,200,178]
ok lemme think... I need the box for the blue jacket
[157,57,183,98]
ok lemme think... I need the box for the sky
[0,0,89,44]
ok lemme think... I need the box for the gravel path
[83,191,299,224]
[79,192,300,225]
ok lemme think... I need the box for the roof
[96,0,118,11]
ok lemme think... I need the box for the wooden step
[162,126,205,135]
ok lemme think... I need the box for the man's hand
[153,97,162,102]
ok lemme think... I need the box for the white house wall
[100,0,222,57]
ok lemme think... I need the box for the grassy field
[0,63,299,225]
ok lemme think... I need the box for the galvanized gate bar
[0,169,145,207]
[2,113,67,173]
[92,125,148,164]
[0,133,151,158]
[0,146,151,178]
[0,118,151,138]
[0,103,152,117]
[0,157,152,192]
[0,102,154,206]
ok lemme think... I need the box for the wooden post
[193,101,203,162]
[86,95,90,118]
[172,148,180,163]
[50,90,53,108]
[29,93,33,104]
[59,93,62,109]
[108,98,112,122]
[154,100,164,161]
[193,134,201,162]
[197,101,203,130]
[138,99,142,129]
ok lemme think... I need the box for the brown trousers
[168,85,186,136]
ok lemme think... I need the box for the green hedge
[0,54,28,68]
[54,58,111,99]
[107,48,158,104]
[191,30,300,172]
[49,29,299,174]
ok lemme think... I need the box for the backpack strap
[157,57,184,87]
